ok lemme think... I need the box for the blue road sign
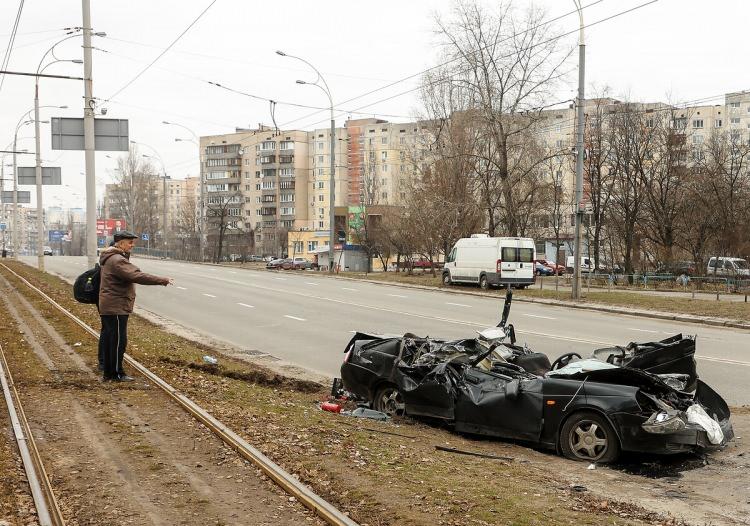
[141,233,150,241]
[49,230,65,242]
[0,223,6,231]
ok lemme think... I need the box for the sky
[1,0,749,210]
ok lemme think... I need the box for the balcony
[260,155,276,164]
[261,207,277,216]
[279,155,294,164]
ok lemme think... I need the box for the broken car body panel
[340,291,733,462]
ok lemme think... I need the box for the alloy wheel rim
[570,420,608,460]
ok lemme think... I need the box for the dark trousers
[99,315,128,379]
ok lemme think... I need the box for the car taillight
[496,259,502,274]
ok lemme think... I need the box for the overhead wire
[288,0,661,131]
[0,0,25,94]
[103,0,218,103]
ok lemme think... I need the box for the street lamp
[571,0,586,301]
[164,120,203,261]
[34,37,81,270]
[277,50,336,272]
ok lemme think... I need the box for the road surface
[21,255,750,406]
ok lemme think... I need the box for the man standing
[98,231,172,381]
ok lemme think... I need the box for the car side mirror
[506,379,520,401]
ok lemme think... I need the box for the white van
[707,257,750,277]
[442,236,536,289]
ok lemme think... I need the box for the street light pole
[276,50,336,272]
[572,0,586,301]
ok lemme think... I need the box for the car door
[453,369,544,442]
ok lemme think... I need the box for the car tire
[442,272,452,286]
[479,274,489,290]
[373,384,405,417]
[560,411,620,463]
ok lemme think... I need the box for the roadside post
[142,232,150,256]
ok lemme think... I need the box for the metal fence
[536,272,750,296]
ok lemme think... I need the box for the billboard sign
[49,230,65,242]
[51,117,129,151]
[1,191,31,204]
[347,205,366,243]
[17,166,62,185]
[96,218,126,235]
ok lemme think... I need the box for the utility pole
[34,78,45,270]
[329,108,335,273]
[572,1,586,301]
[12,137,19,260]
[82,0,97,267]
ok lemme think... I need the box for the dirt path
[0,274,323,526]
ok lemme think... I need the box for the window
[281,207,295,215]
[399,137,405,144]
[244,159,250,166]
[318,194,324,201]
[381,136,387,144]
[730,102,740,109]
[382,164,387,172]
[317,168,324,176]
[319,207,324,216]
[715,119,723,128]
[318,221,324,229]
[280,168,294,177]
[318,155,324,163]
[317,181,324,189]
[501,247,534,263]
[228,208,241,216]
[731,117,741,124]
[244,171,251,179]
[317,142,324,150]
[381,151,387,161]
[645,118,654,128]
[307,241,318,252]
[261,180,276,190]
[693,135,704,144]
[381,191,387,199]
[280,193,294,202]
[280,141,294,150]
[245,184,251,190]
[255,197,261,204]
[255,183,261,190]
[692,119,703,129]
[206,184,227,192]
[261,141,276,150]
[555,139,563,148]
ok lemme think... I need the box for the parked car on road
[534,261,554,276]
[246,254,265,262]
[707,257,750,277]
[537,259,564,275]
[43,246,53,256]
[266,258,289,269]
[282,257,312,270]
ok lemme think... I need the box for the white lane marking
[176,286,187,290]
[342,287,358,292]
[446,302,471,308]
[275,277,286,281]
[208,268,217,272]
[237,302,254,308]
[284,315,306,321]
[202,293,217,298]
[388,294,407,299]
[698,355,750,367]
[229,271,237,274]
[305,282,319,286]
[177,271,744,350]
[628,328,659,333]
[348,330,357,333]
[524,313,556,320]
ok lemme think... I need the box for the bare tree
[110,147,161,236]
[428,0,572,236]
[205,191,242,263]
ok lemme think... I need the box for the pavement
[20,255,750,406]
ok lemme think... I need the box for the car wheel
[373,384,405,417]
[560,411,620,463]
[442,272,452,286]
[479,274,489,290]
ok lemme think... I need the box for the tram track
[0,262,358,526]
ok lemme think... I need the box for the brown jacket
[98,248,168,315]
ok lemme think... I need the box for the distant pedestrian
[98,231,172,381]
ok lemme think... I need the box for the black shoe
[116,375,135,382]
[103,375,118,381]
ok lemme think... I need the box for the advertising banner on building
[96,218,126,236]
[347,205,366,244]
[48,230,65,242]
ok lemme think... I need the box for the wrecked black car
[339,290,733,463]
